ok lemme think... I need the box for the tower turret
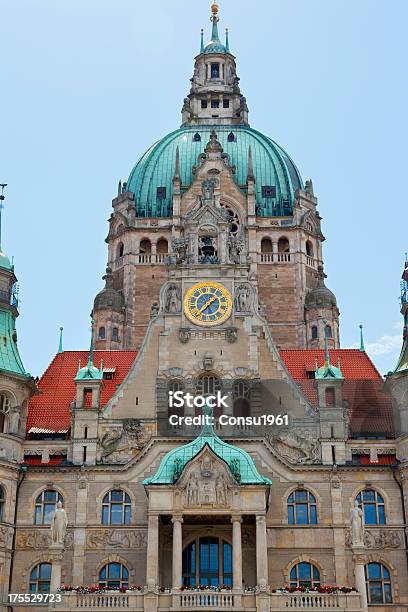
[182,0,249,126]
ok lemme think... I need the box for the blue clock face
[184,282,233,326]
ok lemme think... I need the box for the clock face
[184,282,233,327]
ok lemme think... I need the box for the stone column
[146,514,159,590]
[50,544,64,592]
[352,546,368,611]
[172,515,183,590]
[231,515,243,591]
[255,515,268,590]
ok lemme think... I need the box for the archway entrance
[182,537,232,587]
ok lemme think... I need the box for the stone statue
[172,238,188,264]
[215,474,227,506]
[50,501,68,546]
[187,472,200,505]
[235,285,251,312]
[165,285,181,313]
[350,500,365,545]
[151,302,159,318]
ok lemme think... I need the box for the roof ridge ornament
[58,327,63,354]
[359,324,365,352]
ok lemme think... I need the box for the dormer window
[157,187,167,201]
[211,63,220,79]
[227,132,236,142]
[193,132,201,142]
[211,98,220,109]
[262,186,276,199]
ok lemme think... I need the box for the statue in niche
[151,302,159,318]
[350,500,365,546]
[235,285,251,312]
[50,502,68,546]
[172,238,188,264]
[165,285,181,313]
[187,472,200,505]
[215,474,227,506]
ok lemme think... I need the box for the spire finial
[359,324,365,352]
[0,184,7,252]
[200,28,204,53]
[88,318,95,366]
[174,146,180,180]
[58,327,63,353]
[324,320,330,366]
[247,146,255,181]
[225,27,230,52]
[210,0,220,43]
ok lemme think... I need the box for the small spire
[247,146,255,181]
[324,320,330,366]
[225,28,230,52]
[174,146,180,180]
[359,324,365,352]
[58,327,63,353]
[210,1,221,43]
[0,184,7,251]
[200,29,204,53]
[117,180,122,196]
[88,318,95,366]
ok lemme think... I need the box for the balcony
[259,252,292,264]
[49,590,363,611]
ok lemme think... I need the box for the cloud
[364,334,402,357]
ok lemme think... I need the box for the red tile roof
[26,351,137,434]
[280,350,394,438]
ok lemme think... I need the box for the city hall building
[0,2,407,611]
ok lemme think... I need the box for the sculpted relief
[16,529,73,550]
[178,451,234,508]
[87,529,147,550]
[345,528,402,550]
[268,430,321,465]
[97,419,150,464]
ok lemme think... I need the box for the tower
[92,1,340,353]
[0,186,35,602]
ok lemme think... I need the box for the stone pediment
[187,202,229,226]
[176,445,237,509]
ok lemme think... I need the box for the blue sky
[1,0,407,377]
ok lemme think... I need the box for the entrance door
[182,537,232,588]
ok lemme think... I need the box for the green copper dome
[0,251,13,272]
[144,414,271,486]
[127,126,303,218]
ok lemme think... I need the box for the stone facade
[1,3,408,612]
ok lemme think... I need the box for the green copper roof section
[316,332,344,380]
[0,309,29,377]
[144,409,271,486]
[0,251,13,272]
[393,310,408,374]
[75,323,103,381]
[127,126,303,218]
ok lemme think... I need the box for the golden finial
[211,1,219,16]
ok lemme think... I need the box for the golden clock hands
[198,295,217,314]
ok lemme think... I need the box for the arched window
[29,563,52,593]
[0,393,10,433]
[278,237,290,253]
[325,324,332,339]
[98,327,106,340]
[34,490,63,525]
[290,562,320,588]
[193,132,201,142]
[306,241,314,257]
[227,132,236,143]
[261,238,273,253]
[311,325,318,340]
[112,327,119,342]
[139,239,151,254]
[196,375,222,396]
[182,538,232,587]
[0,486,5,522]
[102,490,131,526]
[288,490,317,525]
[168,380,184,417]
[325,387,335,407]
[99,562,129,589]
[118,242,124,258]
[356,489,385,525]
[233,380,250,417]
[365,563,392,604]
[157,238,168,254]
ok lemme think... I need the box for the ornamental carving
[177,449,236,508]
[0,525,13,548]
[345,529,402,550]
[234,284,252,312]
[16,529,73,550]
[86,529,147,550]
[269,430,321,465]
[97,419,150,464]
